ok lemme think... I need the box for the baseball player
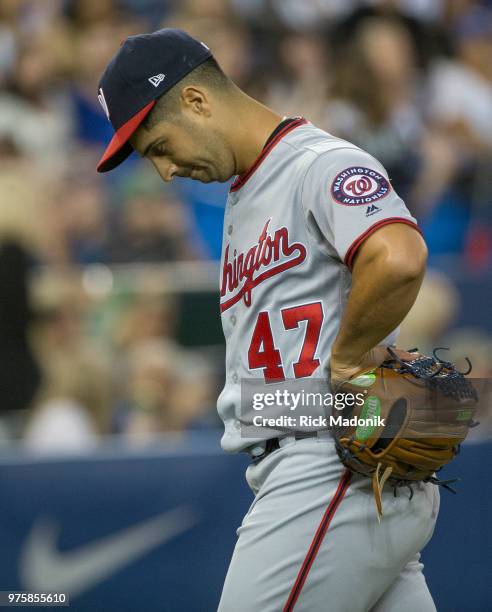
[97,30,438,611]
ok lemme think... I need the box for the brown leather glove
[333,348,478,518]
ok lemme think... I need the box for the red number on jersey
[248,311,285,382]
[281,302,323,378]
[247,302,324,382]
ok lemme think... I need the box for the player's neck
[230,93,284,176]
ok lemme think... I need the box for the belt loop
[279,434,296,448]
[249,444,266,458]
[248,431,324,462]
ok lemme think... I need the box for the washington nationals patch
[331,166,391,206]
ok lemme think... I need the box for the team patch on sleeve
[331,166,391,206]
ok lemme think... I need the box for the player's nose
[153,159,178,182]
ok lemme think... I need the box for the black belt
[250,432,320,462]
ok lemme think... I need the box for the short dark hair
[142,57,232,130]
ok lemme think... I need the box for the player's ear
[180,86,211,118]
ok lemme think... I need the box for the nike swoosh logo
[19,506,199,599]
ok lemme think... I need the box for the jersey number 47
[248,301,323,383]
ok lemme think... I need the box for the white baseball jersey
[217,118,419,453]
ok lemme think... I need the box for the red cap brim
[96,100,156,173]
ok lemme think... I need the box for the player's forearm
[332,232,427,366]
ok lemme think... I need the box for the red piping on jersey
[282,470,352,612]
[344,218,422,271]
[230,118,308,192]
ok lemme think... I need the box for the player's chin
[194,174,214,183]
[190,167,213,183]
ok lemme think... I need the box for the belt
[248,431,325,462]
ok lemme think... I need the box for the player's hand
[329,345,416,390]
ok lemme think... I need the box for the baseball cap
[96,28,212,173]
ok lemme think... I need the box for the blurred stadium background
[0,1,490,610]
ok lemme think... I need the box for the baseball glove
[333,348,478,518]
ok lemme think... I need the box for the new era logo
[148,73,166,87]
[366,204,381,217]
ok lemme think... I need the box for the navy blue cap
[96,28,212,173]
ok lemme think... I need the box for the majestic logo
[331,167,391,206]
[148,73,166,87]
[366,204,381,217]
[20,506,198,598]
[97,88,110,120]
[220,219,307,312]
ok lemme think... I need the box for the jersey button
[227,224,233,235]
[232,372,239,383]
[230,194,238,206]
[230,314,237,326]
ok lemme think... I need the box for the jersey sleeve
[301,147,420,269]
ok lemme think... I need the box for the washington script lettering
[220,219,307,312]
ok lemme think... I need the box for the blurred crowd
[0,0,491,448]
